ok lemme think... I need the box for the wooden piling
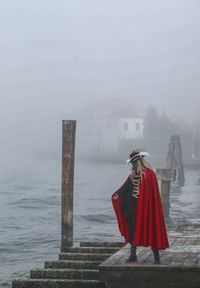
[61,120,76,251]
[156,168,175,218]
[167,135,185,187]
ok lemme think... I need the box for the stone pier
[99,224,200,288]
[12,224,200,288]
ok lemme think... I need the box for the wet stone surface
[99,224,200,288]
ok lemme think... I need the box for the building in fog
[120,118,144,139]
[75,97,145,159]
[95,112,144,157]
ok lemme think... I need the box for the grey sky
[0,0,200,158]
[1,1,200,114]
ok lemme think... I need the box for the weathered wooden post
[156,168,175,218]
[61,120,76,252]
[166,135,185,187]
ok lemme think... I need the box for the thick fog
[1,3,200,286]
[0,0,200,164]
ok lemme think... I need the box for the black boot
[152,249,160,264]
[126,245,137,262]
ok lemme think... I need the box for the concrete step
[61,247,119,254]
[45,260,102,269]
[12,279,105,288]
[59,253,111,261]
[30,268,99,280]
[80,241,124,248]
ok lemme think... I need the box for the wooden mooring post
[61,120,76,252]
[167,135,185,187]
[156,168,175,218]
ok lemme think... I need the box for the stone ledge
[99,238,200,288]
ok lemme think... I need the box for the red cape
[112,169,169,250]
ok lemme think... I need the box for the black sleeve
[113,175,130,197]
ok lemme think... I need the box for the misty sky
[0,0,200,159]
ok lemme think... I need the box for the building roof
[74,97,144,121]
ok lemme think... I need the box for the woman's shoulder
[144,168,157,178]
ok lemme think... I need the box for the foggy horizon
[1,2,200,286]
[0,0,200,161]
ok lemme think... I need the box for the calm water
[0,158,200,287]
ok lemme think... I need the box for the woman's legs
[126,199,138,262]
[152,249,160,264]
[127,244,137,262]
[126,218,137,262]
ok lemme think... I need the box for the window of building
[123,122,129,131]
[135,122,141,131]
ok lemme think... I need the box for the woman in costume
[111,149,169,264]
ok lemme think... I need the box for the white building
[95,114,144,156]
[120,118,144,139]
[75,98,145,158]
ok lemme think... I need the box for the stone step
[61,247,119,254]
[30,268,99,280]
[59,253,111,261]
[45,260,102,269]
[80,241,124,248]
[12,279,105,288]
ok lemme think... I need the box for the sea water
[0,158,200,287]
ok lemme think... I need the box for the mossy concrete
[79,242,124,248]
[30,268,99,280]
[12,242,119,288]
[44,260,102,270]
[12,279,105,288]
[62,247,119,254]
[59,253,112,261]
